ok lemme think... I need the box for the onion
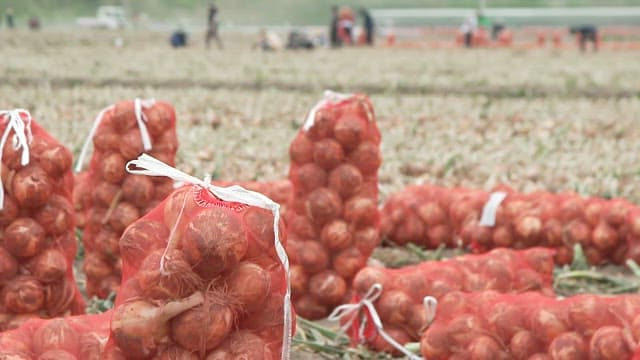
[307,111,335,140]
[370,327,411,355]
[560,198,584,222]
[530,309,568,343]
[0,195,18,227]
[122,176,155,207]
[111,291,204,358]
[564,220,591,246]
[12,165,52,208]
[28,248,67,283]
[152,130,178,155]
[543,219,563,246]
[393,214,424,245]
[417,202,446,226]
[32,318,80,355]
[515,269,545,292]
[37,350,78,360]
[305,188,342,225]
[377,290,412,327]
[44,278,75,316]
[334,116,365,151]
[487,303,525,340]
[289,134,314,164]
[99,153,126,184]
[292,163,327,193]
[170,294,236,353]
[120,129,144,160]
[4,218,46,258]
[92,228,120,260]
[420,325,451,360]
[514,215,542,242]
[589,326,631,360]
[226,262,271,312]
[242,207,283,262]
[568,297,612,338]
[156,347,199,360]
[509,330,543,360]
[288,214,317,240]
[137,249,202,300]
[584,201,603,226]
[467,335,509,360]
[92,130,120,153]
[294,295,328,319]
[120,219,168,270]
[591,221,618,251]
[320,220,352,250]
[37,144,72,178]
[0,247,18,284]
[181,207,248,280]
[333,247,367,279]
[353,227,379,254]
[144,103,173,137]
[107,202,140,233]
[313,139,344,170]
[296,240,329,274]
[343,196,377,226]
[83,252,113,280]
[353,267,387,295]
[524,248,555,276]
[492,225,514,247]
[205,330,272,360]
[111,100,135,133]
[554,246,573,265]
[2,275,44,313]
[0,350,31,360]
[34,195,73,236]
[290,265,308,296]
[328,164,363,198]
[348,141,380,176]
[548,332,587,360]
[92,182,120,208]
[629,211,640,237]
[605,201,629,226]
[308,270,347,305]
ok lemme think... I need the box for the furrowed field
[2,29,640,358]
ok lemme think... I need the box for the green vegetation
[4,0,640,25]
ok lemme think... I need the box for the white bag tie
[126,153,292,360]
[0,109,33,209]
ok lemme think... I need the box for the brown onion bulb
[37,144,72,178]
[34,195,73,236]
[107,202,140,233]
[1,275,45,313]
[99,153,126,184]
[122,175,155,207]
[28,248,67,283]
[4,217,46,258]
[12,165,52,208]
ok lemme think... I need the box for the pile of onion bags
[420,291,640,360]
[103,168,292,359]
[78,99,178,298]
[0,109,84,331]
[380,183,640,266]
[0,311,111,359]
[286,92,382,320]
[212,179,292,218]
[346,248,555,355]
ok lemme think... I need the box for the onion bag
[72,171,91,229]
[0,109,84,331]
[340,247,555,355]
[76,99,178,298]
[0,311,111,359]
[287,91,382,319]
[420,291,640,360]
[212,179,292,219]
[102,155,293,359]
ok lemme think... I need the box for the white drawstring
[126,153,292,360]
[0,109,33,209]
[75,98,155,173]
[302,90,352,131]
[479,191,507,227]
[328,284,433,360]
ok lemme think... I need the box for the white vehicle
[76,6,127,29]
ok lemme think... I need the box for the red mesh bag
[336,248,555,355]
[286,91,381,319]
[0,109,85,331]
[72,171,91,229]
[102,155,293,359]
[212,179,292,219]
[420,291,640,359]
[380,184,487,248]
[75,99,178,298]
[0,311,111,359]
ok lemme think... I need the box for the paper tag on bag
[479,191,507,227]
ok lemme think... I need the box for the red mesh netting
[381,184,640,266]
[420,291,640,359]
[211,179,292,219]
[102,181,292,359]
[78,100,178,298]
[286,92,382,319]
[0,110,84,331]
[344,248,555,355]
[0,311,111,359]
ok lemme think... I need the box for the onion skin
[226,262,271,312]
[353,267,387,295]
[293,163,327,193]
[32,318,80,355]
[122,176,155,207]
[111,100,136,133]
[349,141,381,176]
[120,129,145,160]
[107,202,140,233]
[170,298,236,353]
[334,116,365,151]
[12,165,52,209]
[308,270,347,305]
[320,220,352,250]
[294,295,328,319]
[328,164,363,198]
[38,144,72,178]
[92,182,120,208]
[466,335,509,360]
[377,290,412,327]
[4,218,46,258]
[548,332,587,360]
[136,250,202,300]
[119,220,168,271]
[307,111,334,140]
[111,291,204,359]
[0,196,19,227]
[37,350,78,360]
[313,139,344,170]
[144,103,173,137]
[34,195,73,236]
[100,153,127,184]
[1,276,45,313]
[589,326,631,360]
[510,330,543,360]
[205,330,273,360]
[297,240,329,274]
[289,134,314,164]
[181,207,248,280]
[0,247,18,284]
[343,196,377,226]
[333,247,366,279]
[420,325,451,360]
[28,248,67,283]
[44,278,76,316]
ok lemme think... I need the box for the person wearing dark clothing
[360,8,374,45]
[171,29,188,48]
[5,8,14,28]
[206,3,223,49]
[330,6,340,47]
[570,25,598,52]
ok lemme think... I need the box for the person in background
[206,2,223,49]
[329,6,340,47]
[360,8,374,45]
[5,7,15,28]
[28,16,41,30]
[460,13,477,48]
[338,6,355,45]
[570,25,598,52]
